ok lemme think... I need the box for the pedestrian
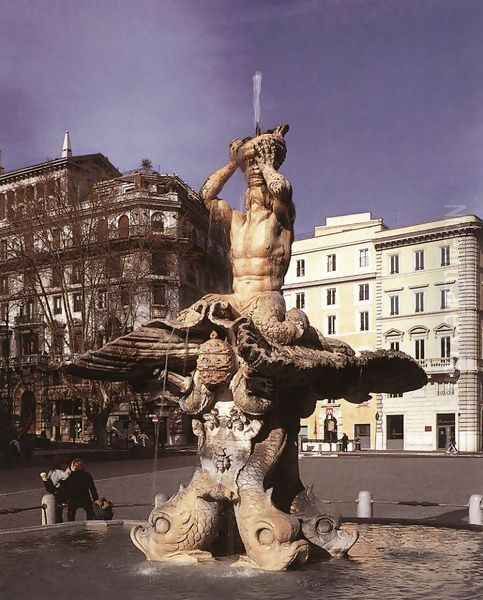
[64,458,99,521]
[446,437,458,455]
[340,433,349,452]
[40,460,71,523]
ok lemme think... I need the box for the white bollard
[357,490,373,519]
[41,493,56,525]
[468,494,483,525]
[154,493,168,508]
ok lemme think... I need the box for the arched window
[96,218,108,241]
[118,214,129,239]
[151,212,165,232]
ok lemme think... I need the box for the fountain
[66,122,427,571]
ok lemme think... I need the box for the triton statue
[67,125,427,571]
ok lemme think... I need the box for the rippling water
[2,524,483,600]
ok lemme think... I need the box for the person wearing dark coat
[64,458,99,521]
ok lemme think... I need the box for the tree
[0,170,175,445]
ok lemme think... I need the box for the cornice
[0,154,120,186]
[375,224,482,250]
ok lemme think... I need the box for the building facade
[284,213,385,449]
[0,137,229,445]
[375,215,482,452]
[283,213,482,452]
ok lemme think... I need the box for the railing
[417,357,458,370]
[14,313,43,325]
[14,354,49,367]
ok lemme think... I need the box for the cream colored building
[283,213,482,452]
[375,215,482,452]
[283,213,385,449]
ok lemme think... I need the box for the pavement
[2,450,483,532]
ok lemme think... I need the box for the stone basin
[2,521,483,600]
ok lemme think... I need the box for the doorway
[437,413,455,450]
[386,414,404,450]
[354,424,371,449]
[20,390,36,434]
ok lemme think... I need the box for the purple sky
[1,0,482,235]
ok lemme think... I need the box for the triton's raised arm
[254,126,295,228]
[199,139,245,226]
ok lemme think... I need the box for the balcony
[14,354,49,367]
[418,357,459,382]
[14,312,43,326]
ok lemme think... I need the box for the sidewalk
[300,449,483,459]
[2,444,197,469]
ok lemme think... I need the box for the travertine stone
[69,125,427,570]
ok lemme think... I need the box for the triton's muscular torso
[229,167,294,309]
[198,129,302,344]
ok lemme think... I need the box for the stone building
[0,135,229,444]
[374,215,482,452]
[283,213,384,449]
[283,213,482,452]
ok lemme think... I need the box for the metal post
[41,493,56,525]
[357,490,373,518]
[468,494,483,525]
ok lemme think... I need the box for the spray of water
[253,71,262,134]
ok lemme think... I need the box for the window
[72,329,83,354]
[296,292,305,309]
[390,254,399,274]
[97,290,106,310]
[71,263,82,284]
[51,228,61,249]
[0,302,8,322]
[121,286,130,307]
[23,271,34,291]
[296,259,305,277]
[96,219,108,241]
[51,264,63,287]
[441,336,451,358]
[53,295,62,315]
[437,382,454,396]
[0,193,5,220]
[415,291,424,313]
[0,276,8,295]
[441,246,450,266]
[72,223,81,246]
[118,214,129,239]
[73,293,82,313]
[53,331,64,356]
[441,289,450,309]
[327,288,336,305]
[105,255,122,278]
[359,248,369,268]
[390,295,399,316]
[360,311,369,331]
[359,284,369,301]
[328,315,336,335]
[151,212,165,232]
[0,240,7,260]
[24,231,33,253]
[153,284,167,306]
[415,250,424,271]
[390,341,400,351]
[327,254,336,272]
[415,338,425,360]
